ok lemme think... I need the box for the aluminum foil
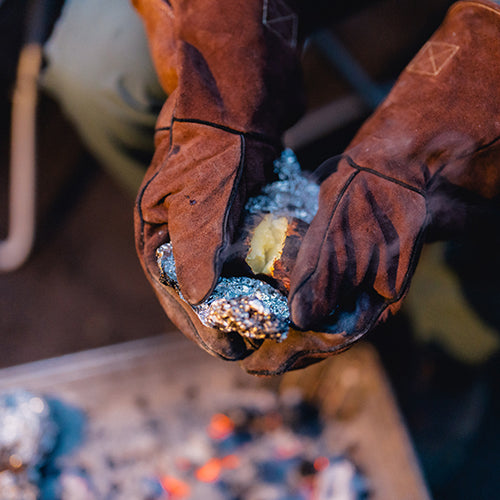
[0,470,39,500]
[0,391,58,499]
[245,148,319,222]
[157,149,319,340]
[0,390,56,470]
[158,243,289,339]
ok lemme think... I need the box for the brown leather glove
[289,0,500,343]
[133,0,306,362]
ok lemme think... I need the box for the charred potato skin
[231,215,308,295]
[266,217,308,294]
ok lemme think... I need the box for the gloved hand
[289,0,500,343]
[133,0,305,362]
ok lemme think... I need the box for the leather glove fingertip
[289,279,336,332]
[175,257,219,305]
[289,287,314,330]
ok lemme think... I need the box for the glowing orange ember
[207,413,235,440]
[195,458,222,483]
[160,475,191,498]
[314,456,330,472]
[220,454,240,469]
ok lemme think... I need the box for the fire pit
[0,336,430,499]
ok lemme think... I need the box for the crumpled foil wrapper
[245,148,319,223]
[157,149,319,340]
[0,390,58,499]
[158,244,290,339]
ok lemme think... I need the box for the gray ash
[53,390,368,499]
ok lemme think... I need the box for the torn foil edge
[157,244,289,340]
[157,149,319,340]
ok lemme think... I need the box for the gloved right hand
[289,0,500,341]
[133,0,305,361]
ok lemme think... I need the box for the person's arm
[133,0,305,361]
[289,0,500,339]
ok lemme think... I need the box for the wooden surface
[0,335,430,499]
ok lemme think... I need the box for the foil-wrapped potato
[157,150,319,341]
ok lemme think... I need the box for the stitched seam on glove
[430,134,500,181]
[290,169,360,300]
[293,152,429,296]
[246,339,357,377]
[292,159,427,300]
[136,171,163,249]
[156,117,281,147]
[140,132,248,304]
[201,133,247,304]
[289,162,429,349]
[345,156,426,196]
[136,130,250,309]
[137,181,254,361]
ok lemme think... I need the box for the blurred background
[1,0,499,498]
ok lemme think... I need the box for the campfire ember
[146,391,369,500]
[160,475,191,498]
[0,387,369,499]
[208,413,236,441]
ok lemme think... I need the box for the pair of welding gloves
[134,0,500,375]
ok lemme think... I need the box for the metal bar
[311,29,387,110]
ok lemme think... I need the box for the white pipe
[0,43,41,272]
